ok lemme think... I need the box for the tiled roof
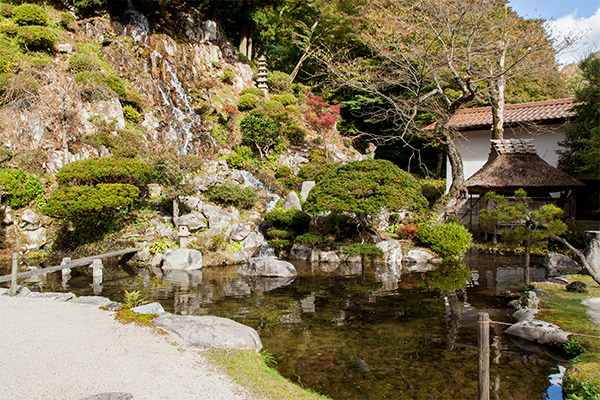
[491,139,536,154]
[426,98,577,130]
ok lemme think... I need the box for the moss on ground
[205,349,330,400]
[535,275,600,399]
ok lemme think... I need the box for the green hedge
[263,207,311,234]
[43,183,139,220]
[56,157,153,187]
[0,168,44,208]
[238,93,260,111]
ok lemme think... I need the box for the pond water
[3,249,566,400]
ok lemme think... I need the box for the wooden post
[91,259,103,294]
[478,312,490,400]
[9,252,18,296]
[61,257,71,290]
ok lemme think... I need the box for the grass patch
[535,275,600,399]
[205,349,330,400]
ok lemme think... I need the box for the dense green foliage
[16,25,56,53]
[417,221,473,260]
[73,0,106,18]
[56,157,153,187]
[238,93,260,111]
[240,114,281,159]
[559,53,600,178]
[43,183,139,220]
[342,243,383,258]
[204,181,258,210]
[0,168,44,208]
[12,4,48,26]
[305,159,428,217]
[263,207,311,234]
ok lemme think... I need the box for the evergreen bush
[43,183,139,221]
[238,93,260,111]
[12,3,48,26]
[67,52,102,72]
[123,104,140,123]
[16,26,56,53]
[0,19,18,36]
[0,168,44,208]
[240,114,280,159]
[226,145,253,170]
[74,0,107,18]
[263,207,310,234]
[0,3,14,18]
[220,69,235,84]
[267,70,291,93]
[271,93,297,106]
[56,157,153,187]
[240,87,265,97]
[204,181,258,210]
[417,221,472,260]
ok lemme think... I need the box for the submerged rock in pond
[238,257,297,277]
[162,249,203,271]
[242,276,296,292]
[152,313,263,351]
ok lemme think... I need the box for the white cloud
[545,7,600,65]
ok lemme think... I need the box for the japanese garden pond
[5,249,566,400]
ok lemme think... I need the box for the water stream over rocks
[4,250,566,400]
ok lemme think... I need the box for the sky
[508,0,600,65]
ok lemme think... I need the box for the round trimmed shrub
[0,19,18,37]
[16,26,56,53]
[238,93,260,111]
[12,4,49,26]
[240,87,265,97]
[56,157,153,187]
[418,221,472,260]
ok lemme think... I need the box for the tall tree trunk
[491,43,507,140]
[437,124,467,214]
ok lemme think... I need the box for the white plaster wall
[446,124,567,192]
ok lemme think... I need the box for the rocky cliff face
[0,7,253,174]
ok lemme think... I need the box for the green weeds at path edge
[205,348,331,400]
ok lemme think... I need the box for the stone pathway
[0,293,255,400]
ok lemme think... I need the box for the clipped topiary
[240,87,265,97]
[305,159,428,233]
[0,3,14,18]
[238,93,260,111]
[417,221,472,260]
[56,157,153,187]
[43,183,139,221]
[16,26,56,53]
[12,3,49,26]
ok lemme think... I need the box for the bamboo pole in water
[478,312,490,400]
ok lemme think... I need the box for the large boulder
[505,309,569,346]
[300,181,315,202]
[282,192,302,211]
[202,205,234,231]
[543,253,582,276]
[162,249,203,271]
[152,314,262,351]
[238,258,297,277]
[239,231,264,259]
[376,240,403,268]
[289,244,313,261]
[226,222,253,242]
[404,249,436,264]
[584,231,600,273]
[173,212,208,231]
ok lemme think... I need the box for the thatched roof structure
[466,139,584,195]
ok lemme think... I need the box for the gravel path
[0,295,254,400]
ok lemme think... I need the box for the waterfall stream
[121,4,215,155]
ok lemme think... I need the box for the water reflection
[1,250,562,399]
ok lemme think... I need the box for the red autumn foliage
[302,92,340,132]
